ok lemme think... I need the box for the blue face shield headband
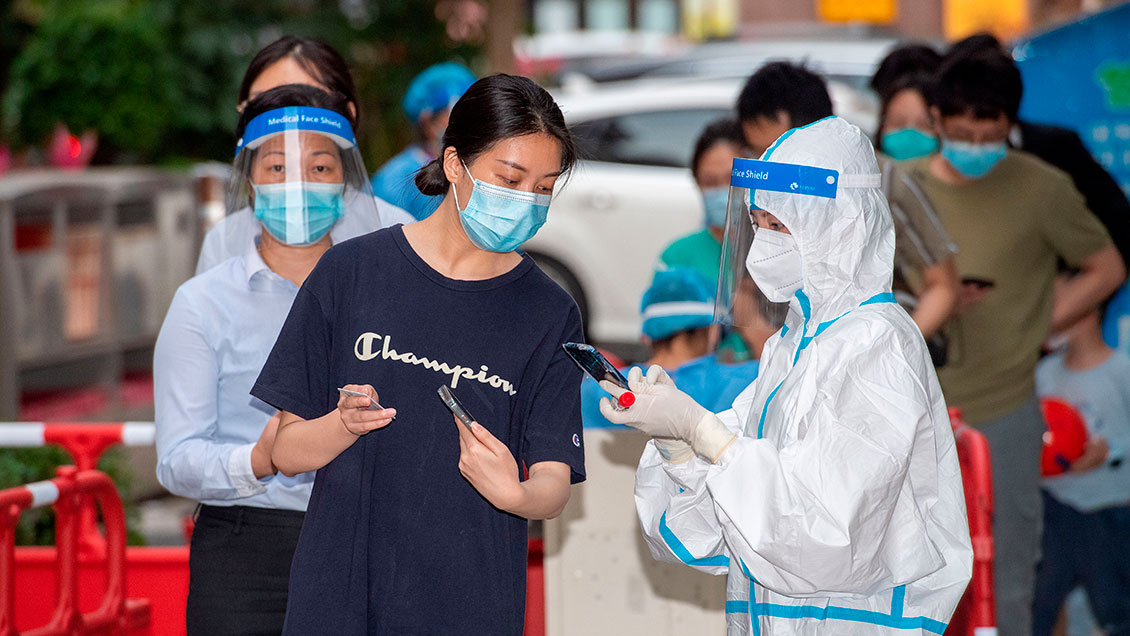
[729,157,840,200]
[719,157,882,308]
[234,107,357,246]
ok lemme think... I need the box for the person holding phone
[153,83,378,635]
[600,117,972,634]
[251,74,585,635]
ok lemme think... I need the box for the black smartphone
[437,385,475,429]
[961,276,996,289]
[562,342,629,389]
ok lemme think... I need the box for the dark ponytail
[414,74,576,197]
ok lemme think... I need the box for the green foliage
[3,1,182,158]
[2,0,483,167]
[0,446,144,546]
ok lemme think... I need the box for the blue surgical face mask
[252,181,345,246]
[881,127,939,161]
[701,187,729,229]
[453,162,551,253]
[940,138,1008,179]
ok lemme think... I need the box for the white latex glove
[627,366,696,462]
[599,364,737,463]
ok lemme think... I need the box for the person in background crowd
[902,49,1126,636]
[580,267,762,429]
[370,62,477,221]
[869,43,942,101]
[945,33,1130,264]
[155,84,372,635]
[658,118,747,283]
[739,61,959,342]
[1033,299,1130,636]
[253,74,585,636]
[197,35,413,274]
[657,118,752,360]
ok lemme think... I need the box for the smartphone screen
[562,343,629,389]
[437,386,475,429]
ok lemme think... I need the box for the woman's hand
[338,384,396,436]
[454,417,523,511]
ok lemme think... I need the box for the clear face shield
[220,106,380,257]
[714,157,841,336]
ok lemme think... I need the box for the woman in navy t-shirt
[252,74,585,635]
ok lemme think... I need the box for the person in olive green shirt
[657,118,750,360]
[907,49,1125,636]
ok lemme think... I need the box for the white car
[523,75,877,353]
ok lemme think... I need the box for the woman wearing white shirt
[154,84,377,635]
[195,35,413,274]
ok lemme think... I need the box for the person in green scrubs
[657,118,750,359]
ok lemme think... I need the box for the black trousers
[186,504,304,636]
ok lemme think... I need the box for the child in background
[1033,304,1130,636]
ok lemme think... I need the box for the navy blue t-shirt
[251,226,585,636]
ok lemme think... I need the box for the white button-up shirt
[154,242,314,510]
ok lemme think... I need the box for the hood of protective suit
[754,117,895,322]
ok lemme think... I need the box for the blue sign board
[1014,3,1130,198]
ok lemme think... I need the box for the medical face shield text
[454,162,551,253]
[715,158,839,331]
[223,106,379,251]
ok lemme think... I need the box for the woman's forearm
[272,410,359,476]
[504,462,572,520]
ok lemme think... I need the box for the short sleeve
[251,255,337,421]
[520,306,586,484]
[1041,172,1113,267]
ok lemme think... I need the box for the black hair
[932,49,1023,122]
[235,84,364,189]
[736,61,833,127]
[869,44,941,100]
[239,36,359,128]
[875,72,937,139]
[691,118,745,178]
[946,33,1007,62]
[415,74,576,196]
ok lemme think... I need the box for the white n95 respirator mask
[745,228,803,303]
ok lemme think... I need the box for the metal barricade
[0,467,150,635]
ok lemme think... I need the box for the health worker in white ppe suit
[598,116,973,635]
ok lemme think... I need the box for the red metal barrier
[2,423,154,557]
[946,408,997,636]
[2,422,546,636]
[0,467,150,636]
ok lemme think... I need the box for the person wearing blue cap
[580,267,761,429]
[371,62,476,221]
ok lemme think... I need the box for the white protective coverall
[632,117,973,634]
